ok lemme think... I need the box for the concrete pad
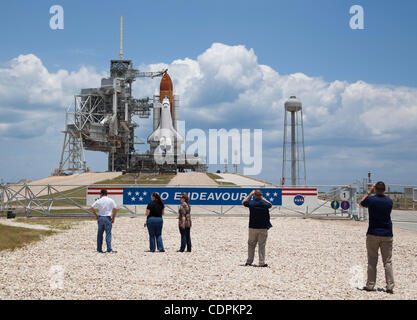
[391,209,417,232]
[216,173,274,186]
[168,172,217,186]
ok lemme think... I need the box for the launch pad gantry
[56,16,206,175]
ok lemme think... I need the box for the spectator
[177,193,192,252]
[89,189,118,253]
[146,192,165,252]
[360,181,395,294]
[242,189,272,267]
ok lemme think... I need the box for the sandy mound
[169,172,217,186]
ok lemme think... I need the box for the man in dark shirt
[242,189,273,267]
[360,181,394,294]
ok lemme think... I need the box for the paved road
[391,210,417,232]
[0,218,52,231]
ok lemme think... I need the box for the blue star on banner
[123,188,153,205]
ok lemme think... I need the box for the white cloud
[134,43,417,141]
[133,42,417,182]
[0,54,104,106]
[0,54,105,139]
[1,43,417,183]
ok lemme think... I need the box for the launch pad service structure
[57,16,206,175]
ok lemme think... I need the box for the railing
[0,183,374,220]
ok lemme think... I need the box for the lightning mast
[119,15,123,59]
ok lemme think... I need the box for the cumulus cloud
[0,54,105,139]
[1,43,417,183]
[133,42,417,182]
[134,43,417,138]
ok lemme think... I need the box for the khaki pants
[366,234,394,291]
[246,228,268,265]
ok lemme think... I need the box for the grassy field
[206,173,236,186]
[0,224,54,251]
[36,186,87,207]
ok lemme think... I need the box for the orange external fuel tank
[159,73,174,117]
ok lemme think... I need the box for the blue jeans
[147,216,164,252]
[97,216,112,252]
[179,227,191,252]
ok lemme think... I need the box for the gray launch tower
[281,96,306,186]
[57,16,167,174]
[56,16,207,175]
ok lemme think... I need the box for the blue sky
[1,0,417,185]
[2,0,417,86]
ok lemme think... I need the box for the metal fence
[3,182,413,220]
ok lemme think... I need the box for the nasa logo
[294,194,305,206]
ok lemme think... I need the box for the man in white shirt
[89,189,118,253]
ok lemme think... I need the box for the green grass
[0,224,54,251]
[15,217,93,230]
[36,186,87,207]
[206,173,236,186]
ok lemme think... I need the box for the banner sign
[86,186,318,208]
[123,187,283,206]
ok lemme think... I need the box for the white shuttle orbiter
[147,96,184,153]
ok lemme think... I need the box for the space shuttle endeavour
[148,96,184,153]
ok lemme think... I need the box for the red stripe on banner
[87,192,123,195]
[282,188,317,191]
[87,187,123,190]
[282,193,318,196]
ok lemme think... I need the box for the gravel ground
[0,216,416,300]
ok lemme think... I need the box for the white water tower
[281,96,306,186]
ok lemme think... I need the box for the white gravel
[0,216,416,300]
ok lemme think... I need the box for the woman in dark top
[177,193,192,252]
[146,192,165,252]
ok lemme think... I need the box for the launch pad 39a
[56,16,206,175]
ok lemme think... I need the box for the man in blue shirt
[360,181,394,294]
[242,189,273,267]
